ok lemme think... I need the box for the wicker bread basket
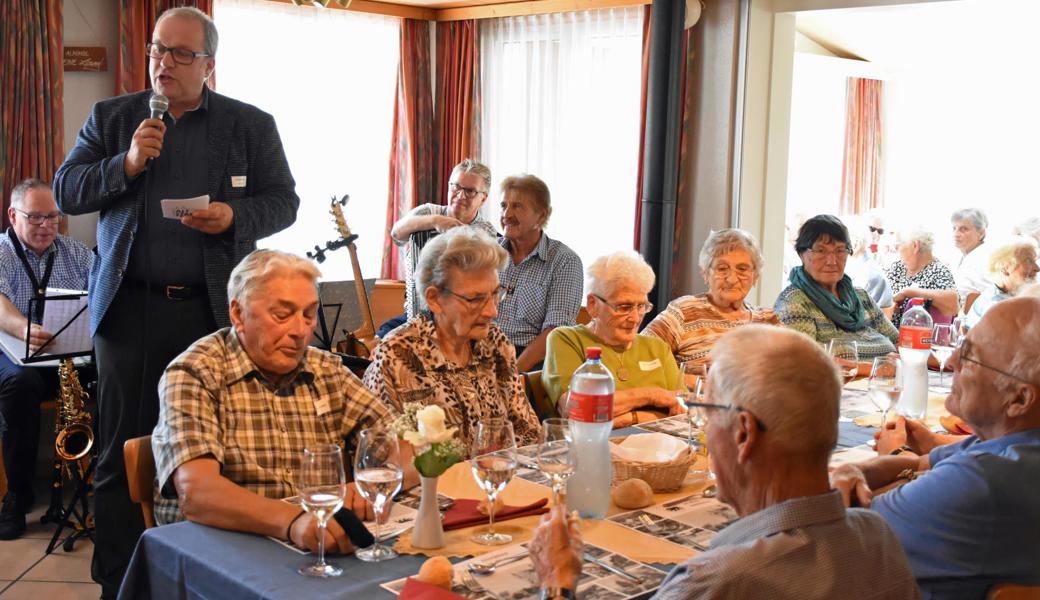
[610,440,697,493]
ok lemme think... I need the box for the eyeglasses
[593,295,653,316]
[443,285,507,310]
[956,340,1035,385]
[146,43,211,65]
[685,400,768,432]
[711,264,754,281]
[448,182,486,200]
[869,226,884,235]
[805,246,852,261]
[15,209,62,226]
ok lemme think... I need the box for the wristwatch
[539,586,577,600]
[889,444,915,456]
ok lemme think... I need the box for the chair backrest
[124,435,156,529]
[987,584,1040,600]
[524,370,560,421]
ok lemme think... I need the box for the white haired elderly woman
[363,226,540,447]
[643,229,780,367]
[965,237,1039,329]
[886,225,958,325]
[542,251,682,427]
[951,208,992,308]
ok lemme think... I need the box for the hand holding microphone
[123,93,169,178]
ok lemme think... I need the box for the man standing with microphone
[53,7,298,597]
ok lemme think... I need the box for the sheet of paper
[160,194,209,219]
[40,289,91,356]
[608,494,739,555]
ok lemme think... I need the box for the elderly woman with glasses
[542,251,682,427]
[886,225,958,325]
[774,214,899,361]
[363,226,541,447]
[643,229,780,368]
[964,237,1039,329]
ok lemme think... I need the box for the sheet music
[40,289,91,356]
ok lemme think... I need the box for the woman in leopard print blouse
[363,227,541,448]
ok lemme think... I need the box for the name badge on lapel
[313,397,332,416]
[231,175,247,188]
[639,358,662,371]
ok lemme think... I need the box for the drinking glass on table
[931,324,958,388]
[298,444,347,577]
[678,362,709,453]
[689,402,719,498]
[353,428,404,562]
[470,418,518,545]
[537,418,576,505]
[827,339,860,385]
[868,356,902,426]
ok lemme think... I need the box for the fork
[460,570,503,600]
[638,513,662,533]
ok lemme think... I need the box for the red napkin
[398,577,464,600]
[442,498,549,531]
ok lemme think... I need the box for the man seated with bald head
[832,297,1040,599]
[530,325,918,600]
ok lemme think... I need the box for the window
[213,0,399,281]
[480,8,644,273]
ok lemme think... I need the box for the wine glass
[298,444,348,577]
[868,356,902,426]
[353,428,404,562]
[827,339,860,385]
[931,324,958,388]
[470,418,517,545]
[691,401,718,498]
[537,418,576,505]
[678,362,708,451]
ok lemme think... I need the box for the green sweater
[542,325,680,405]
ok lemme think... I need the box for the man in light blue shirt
[833,297,1040,599]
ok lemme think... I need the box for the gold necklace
[614,350,630,381]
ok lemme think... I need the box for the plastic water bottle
[565,347,614,519]
[897,298,932,419]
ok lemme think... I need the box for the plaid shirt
[152,328,392,525]
[0,232,92,320]
[496,232,583,347]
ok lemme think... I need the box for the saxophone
[54,358,93,462]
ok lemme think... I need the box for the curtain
[116,0,212,96]
[480,8,643,269]
[0,0,64,228]
[632,4,652,251]
[840,77,884,215]
[434,20,481,200]
[382,19,435,280]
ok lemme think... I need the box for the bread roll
[416,556,454,590]
[612,478,654,509]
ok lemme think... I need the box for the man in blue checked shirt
[496,174,583,372]
[0,179,91,540]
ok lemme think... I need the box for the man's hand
[433,215,464,233]
[343,482,375,522]
[530,505,582,591]
[290,512,354,554]
[24,323,53,353]
[124,118,166,178]
[181,202,234,234]
[875,417,911,455]
[829,464,873,508]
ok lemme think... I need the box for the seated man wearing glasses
[0,179,91,540]
[543,251,683,427]
[385,159,499,333]
[832,297,1040,598]
[363,226,541,448]
[530,325,919,600]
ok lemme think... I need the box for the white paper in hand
[160,194,209,219]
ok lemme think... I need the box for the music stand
[310,279,377,350]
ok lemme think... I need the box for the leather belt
[123,279,205,300]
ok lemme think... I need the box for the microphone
[149,93,169,121]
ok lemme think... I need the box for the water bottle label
[899,326,932,350]
[567,392,613,423]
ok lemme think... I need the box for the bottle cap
[585,347,602,360]
[910,298,926,306]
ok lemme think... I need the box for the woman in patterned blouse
[886,225,959,325]
[774,215,899,361]
[642,229,780,368]
[362,226,541,448]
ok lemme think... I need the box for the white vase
[411,475,445,549]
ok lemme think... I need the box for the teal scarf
[789,266,867,332]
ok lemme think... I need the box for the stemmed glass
[678,362,708,452]
[353,428,404,562]
[931,324,958,388]
[827,339,860,385]
[470,418,517,546]
[868,356,902,426]
[298,444,348,577]
[537,418,576,505]
[690,402,719,498]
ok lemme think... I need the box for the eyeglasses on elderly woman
[592,294,653,316]
[442,285,507,310]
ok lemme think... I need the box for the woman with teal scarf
[774,215,898,362]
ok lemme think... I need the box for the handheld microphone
[149,93,169,121]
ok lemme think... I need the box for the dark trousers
[0,354,57,504]
[91,285,215,598]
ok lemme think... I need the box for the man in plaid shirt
[152,249,415,553]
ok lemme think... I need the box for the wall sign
[64,47,108,72]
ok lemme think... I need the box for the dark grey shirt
[125,89,210,285]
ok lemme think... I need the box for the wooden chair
[988,584,1040,600]
[523,370,560,421]
[124,435,156,529]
